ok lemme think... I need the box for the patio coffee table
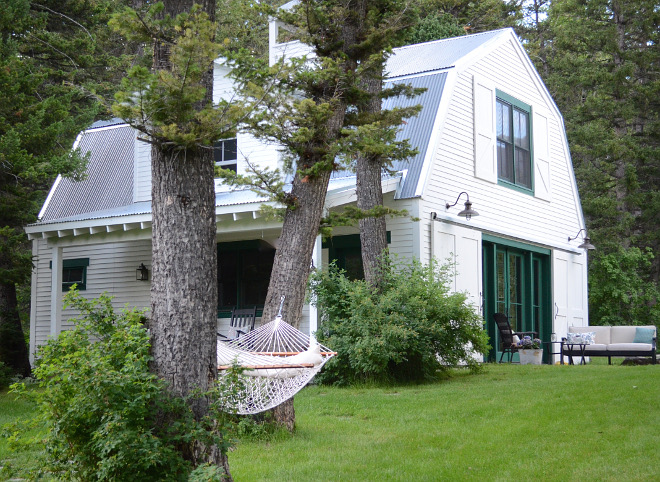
[562,343,588,365]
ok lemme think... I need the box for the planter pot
[519,348,543,365]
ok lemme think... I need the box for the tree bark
[356,74,389,289]
[260,167,335,328]
[0,282,31,378]
[148,0,230,476]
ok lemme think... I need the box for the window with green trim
[322,233,391,281]
[62,258,89,291]
[496,91,532,191]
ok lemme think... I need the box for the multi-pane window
[214,138,237,172]
[61,258,89,291]
[496,95,532,190]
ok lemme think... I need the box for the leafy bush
[12,289,232,481]
[310,258,489,385]
[0,361,13,390]
[588,247,660,328]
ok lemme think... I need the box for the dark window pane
[63,267,84,284]
[515,148,531,188]
[224,138,237,161]
[497,140,514,182]
[513,109,529,149]
[497,101,511,142]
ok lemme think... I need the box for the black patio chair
[493,312,538,363]
[218,306,257,341]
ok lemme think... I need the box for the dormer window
[496,91,532,192]
[214,138,237,172]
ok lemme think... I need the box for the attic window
[496,91,532,193]
[214,138,237,172]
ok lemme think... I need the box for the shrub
[0,361,13,390]
[310,258,490,385]
[12,289,232,481]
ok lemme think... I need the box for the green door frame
[482,235,552,362]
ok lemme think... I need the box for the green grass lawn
[230,363,660,481]
[2,363,659,481]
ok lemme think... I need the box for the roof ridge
[392,28,510,53]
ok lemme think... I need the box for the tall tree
[542,0,660,325]
[0,0,129,377]
[112,2,234,474]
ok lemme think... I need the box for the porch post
[50,244,63,337]
[309,234,322,338]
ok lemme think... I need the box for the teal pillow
[632,327,655,344]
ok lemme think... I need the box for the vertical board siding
[133,132,152,203]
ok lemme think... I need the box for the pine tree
[0,0,128,377]
[542,0,660,325]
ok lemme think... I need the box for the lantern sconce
[445,192,479,220]
[568,228,595,251]
[136,263,150,281]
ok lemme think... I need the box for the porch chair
[218,306,257,341]
[493,313,538,363]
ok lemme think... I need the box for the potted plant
[517,336,543,365]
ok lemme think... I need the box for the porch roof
[25,173,403,240]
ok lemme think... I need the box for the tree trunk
[0,281,31,378]
[148,0,230,476]
[261,167,334,328]
[356,74,389,289]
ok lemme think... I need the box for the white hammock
[216,312,335,415]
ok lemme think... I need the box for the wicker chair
[493,313,537,363]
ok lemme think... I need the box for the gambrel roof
[29,28,520,236]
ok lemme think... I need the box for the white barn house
[25,26,590,364]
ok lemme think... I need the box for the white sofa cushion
[610,326,640,343]
[568,326,611,345]
[607,343,653,352]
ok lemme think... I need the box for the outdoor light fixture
[568,229,595,251]
[136,263,149,281]
[445,192,479,220]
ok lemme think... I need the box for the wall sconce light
[446,192,479,220]
[136,263,149,281]
[568,229,595,250]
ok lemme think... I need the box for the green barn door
[483,237,551,362]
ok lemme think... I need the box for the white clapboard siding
[422,39,582,251]
[236,131,281,174]
[213,62,235,105]
[31,239,152,357]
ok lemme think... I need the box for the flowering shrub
[517,336,542,350]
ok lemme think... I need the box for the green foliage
[588,247,660,328]
[310,258,489,385]
[0,362,13,391]
[111,4,239,148]
[404,12,466,44]
[12,289,232,480]
[539,0,660,324]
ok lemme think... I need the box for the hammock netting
[216,315,335,415]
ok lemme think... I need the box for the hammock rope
[216,298,335,415]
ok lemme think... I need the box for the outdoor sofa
[561,325,657,365]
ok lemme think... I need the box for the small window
[62,258,89,291]
[496,92,532,192]
[214,138,237,172]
